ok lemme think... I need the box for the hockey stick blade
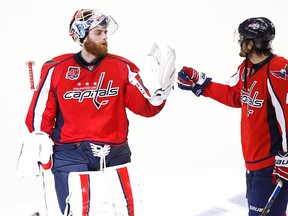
[260,179,283,216]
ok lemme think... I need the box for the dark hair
[244,39,273,56]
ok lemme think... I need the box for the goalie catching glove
[146,42,176,90]
[16,125,53,179]
[146,42,176,106]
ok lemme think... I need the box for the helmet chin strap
[240,41,252,90]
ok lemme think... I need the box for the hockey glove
[272,151,288,184]
[146,42,176,106]
[177,66,212,97]
[149,87,172,106]
[17,127,53,179]
[129,43,176,106]
[146,42,176,91]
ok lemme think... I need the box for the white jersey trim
[33,67,54,131]
[267,78,287,152]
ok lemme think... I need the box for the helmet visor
[88,13,118,35]
[233,29,245,45]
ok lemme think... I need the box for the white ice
[1,0,288,215]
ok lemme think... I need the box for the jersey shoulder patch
[269,56,288,80]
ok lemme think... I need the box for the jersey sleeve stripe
[33,67,54,131]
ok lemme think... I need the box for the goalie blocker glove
[177,66,212,97]
[17,128,53,179]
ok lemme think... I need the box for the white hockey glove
[16,126,53,179]
[146,42,176,106]
[147,42,176,90]
[129,43,176,106]
[149,88,172,106]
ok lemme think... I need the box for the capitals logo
[271,64,288,80]
[66,66,80,80]
[240,81,264,115]
[63,72,119,109]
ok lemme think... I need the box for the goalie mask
[69,9,118,46]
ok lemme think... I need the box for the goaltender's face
[83,27,108,57]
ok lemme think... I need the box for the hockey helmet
[69,9,118,46]
[235,17,275,50]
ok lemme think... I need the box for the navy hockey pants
[51,142,132,214]
[246,166,288,216]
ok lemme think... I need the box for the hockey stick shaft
[25,60,35,90]
[41,167,49,216]
[260,179,283,216]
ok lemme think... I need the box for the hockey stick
[16,61,36,178]
[25,60,35,90]
[260,179,283,216]
[40,166,49,216]
[24,61,48,216]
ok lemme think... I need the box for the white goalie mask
[69,9,118,46]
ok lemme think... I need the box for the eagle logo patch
[271,65,288,80]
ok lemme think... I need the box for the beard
[83,36,108,57]
[239,42,253,58]
[239,48,246,57]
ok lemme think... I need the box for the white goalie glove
[147,42,176,90]
[146,43,176,106]
[16,124,53,179]
[129,42,176,106]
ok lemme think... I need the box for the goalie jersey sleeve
[202,55,288,171]
[25,53,164,145]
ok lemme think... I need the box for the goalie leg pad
[64,163,139,216]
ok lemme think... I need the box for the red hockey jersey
[25,53,164,145]
[203,54,288,171]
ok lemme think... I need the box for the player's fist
[177,66,212,96]
[273,151,288,184]
[177,67,195,91]
[181,66,200,82]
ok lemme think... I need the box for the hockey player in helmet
[20,8,176,215]
[69,9,118,46]
[178,17,288,215]
[237,17,275,55]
